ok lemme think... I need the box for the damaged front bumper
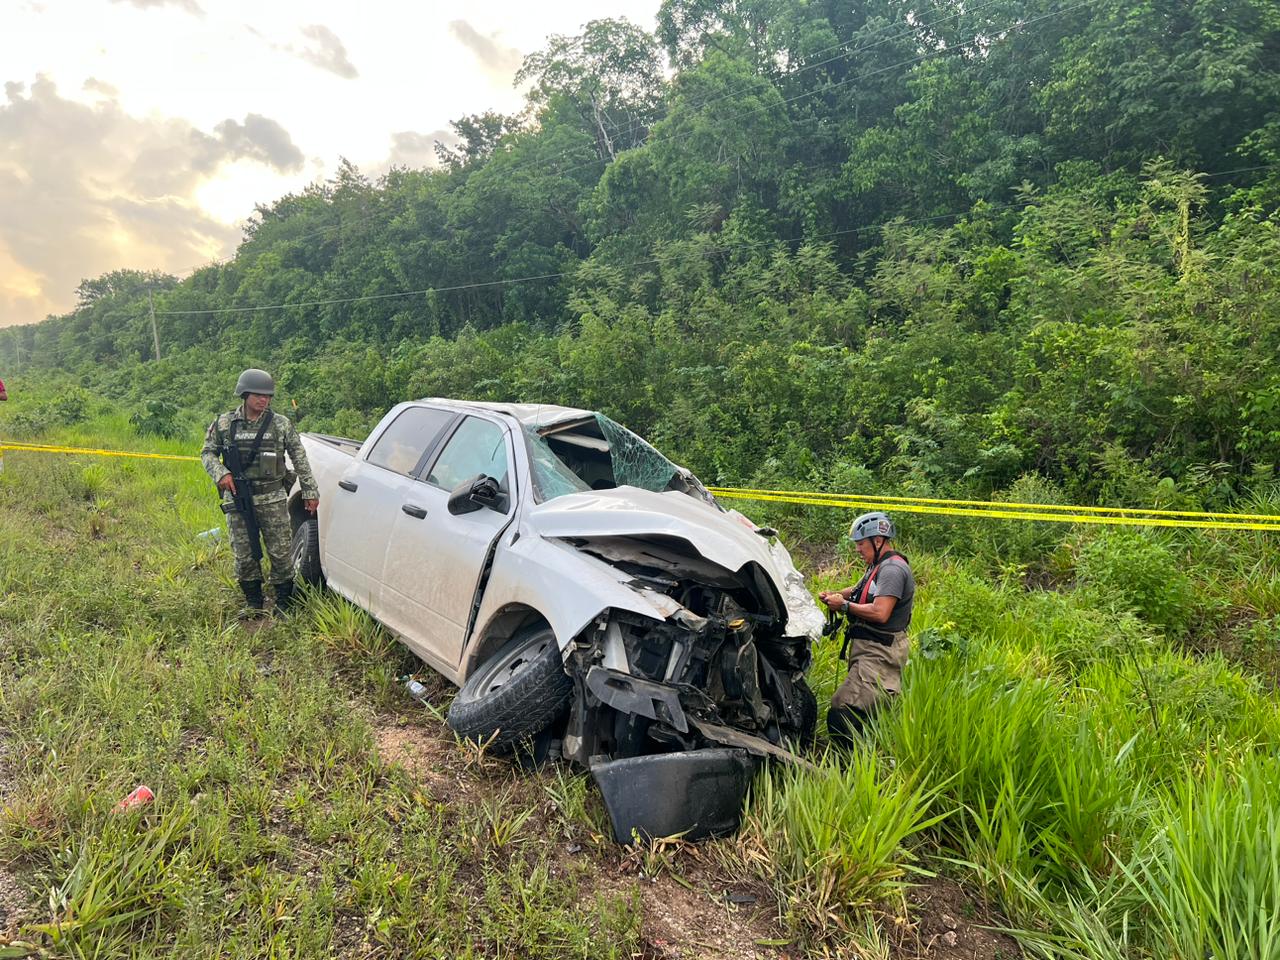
[562,598,816,840]
[590,748,755,842]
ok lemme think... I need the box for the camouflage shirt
[201,406,320,505]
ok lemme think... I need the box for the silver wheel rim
[291,530,307,572]
[469,632,555,699]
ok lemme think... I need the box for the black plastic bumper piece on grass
[589,748,753,843]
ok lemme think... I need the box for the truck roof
[416,398,595,430]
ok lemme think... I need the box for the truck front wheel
[447,625,572,755]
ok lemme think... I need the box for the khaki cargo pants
[831,631,910,714]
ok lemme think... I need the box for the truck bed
[303,433,362,456]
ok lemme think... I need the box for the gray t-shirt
[863,556,914,634]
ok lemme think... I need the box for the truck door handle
[338,480,359,492]
[401,503,427,519]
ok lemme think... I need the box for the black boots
[273,580,297,616]
[237,580,298,621]
[238,579,266,620]
[826,704,872,750]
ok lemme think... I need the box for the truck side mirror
[448,475,506,515]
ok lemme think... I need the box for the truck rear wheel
[447,625,572,755]
[290,517,323,587]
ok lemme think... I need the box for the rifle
[220,412,273,562]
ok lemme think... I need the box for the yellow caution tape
[709,488,1280,532]
[3,439,1277,531]
[0,442,199,463]
[709,485,1280,523]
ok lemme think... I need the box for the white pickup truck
[288,399,822,839]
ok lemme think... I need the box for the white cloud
[109,0,203,14]
[0,76,308,326]
[448,20,523,82]
[382,128,454,171]
[0,0,665,326]
[82,76,119,97]
[295,23,359,79]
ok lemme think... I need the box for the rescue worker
[818,511,914,747]
[201,369,319,618]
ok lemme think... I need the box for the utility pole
[148,287,161,361]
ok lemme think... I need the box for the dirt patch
[595,867,783,960]
[373,717,475,799]
[374,710,786,958]
[789,540,840,579]
[1190,606,1280,687]
[0,733,36,942]
[370,713,1020,960]
[893,874,1021,959]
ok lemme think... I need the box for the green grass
[4,411,1280,957]
[741,748,947,933]
[0,422,646,958]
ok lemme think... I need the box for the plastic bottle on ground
[404,677,430,702]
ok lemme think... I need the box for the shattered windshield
[525,414,682,503]
[597,416,679,491]
[525,429,591,501]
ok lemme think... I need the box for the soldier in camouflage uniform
[201,369,319,617]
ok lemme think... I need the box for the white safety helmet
[848,511,895,542]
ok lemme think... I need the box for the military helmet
[849,511,895,542]
[235,368,275,397]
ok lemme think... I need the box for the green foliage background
[3,3,1280,951]
[2,0,1277,513]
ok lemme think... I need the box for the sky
[0,0,661,329]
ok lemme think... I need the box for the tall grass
[875,648,1137,907]
[741,749,946,934]
[1124,756,1280,959]
[1011,757,1280,960]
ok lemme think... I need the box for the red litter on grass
[114,784,154,812]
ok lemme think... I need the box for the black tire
[290,517,323,587]
[447,625,572,754]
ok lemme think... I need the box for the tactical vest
[226,412,286,488]
[840,551,910,654]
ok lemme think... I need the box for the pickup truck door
[377,414,515,677]
[321,405,458,606]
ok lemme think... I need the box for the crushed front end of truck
[554,534,818,841]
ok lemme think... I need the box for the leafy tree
[516,18,666,161]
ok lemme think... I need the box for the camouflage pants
[831,631,910,714]
[225,497,294,585]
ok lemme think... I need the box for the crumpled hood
[529,487,823,639]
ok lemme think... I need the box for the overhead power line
[152,2,1103,319]
[154,199,1042,318]
[140,3,1270,321]
[154,157,1270,321]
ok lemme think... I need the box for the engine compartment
[558,535,816,767]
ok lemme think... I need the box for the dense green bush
[0,386,96,439]
[1075,531,1195,637]
[129,399,182,439]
